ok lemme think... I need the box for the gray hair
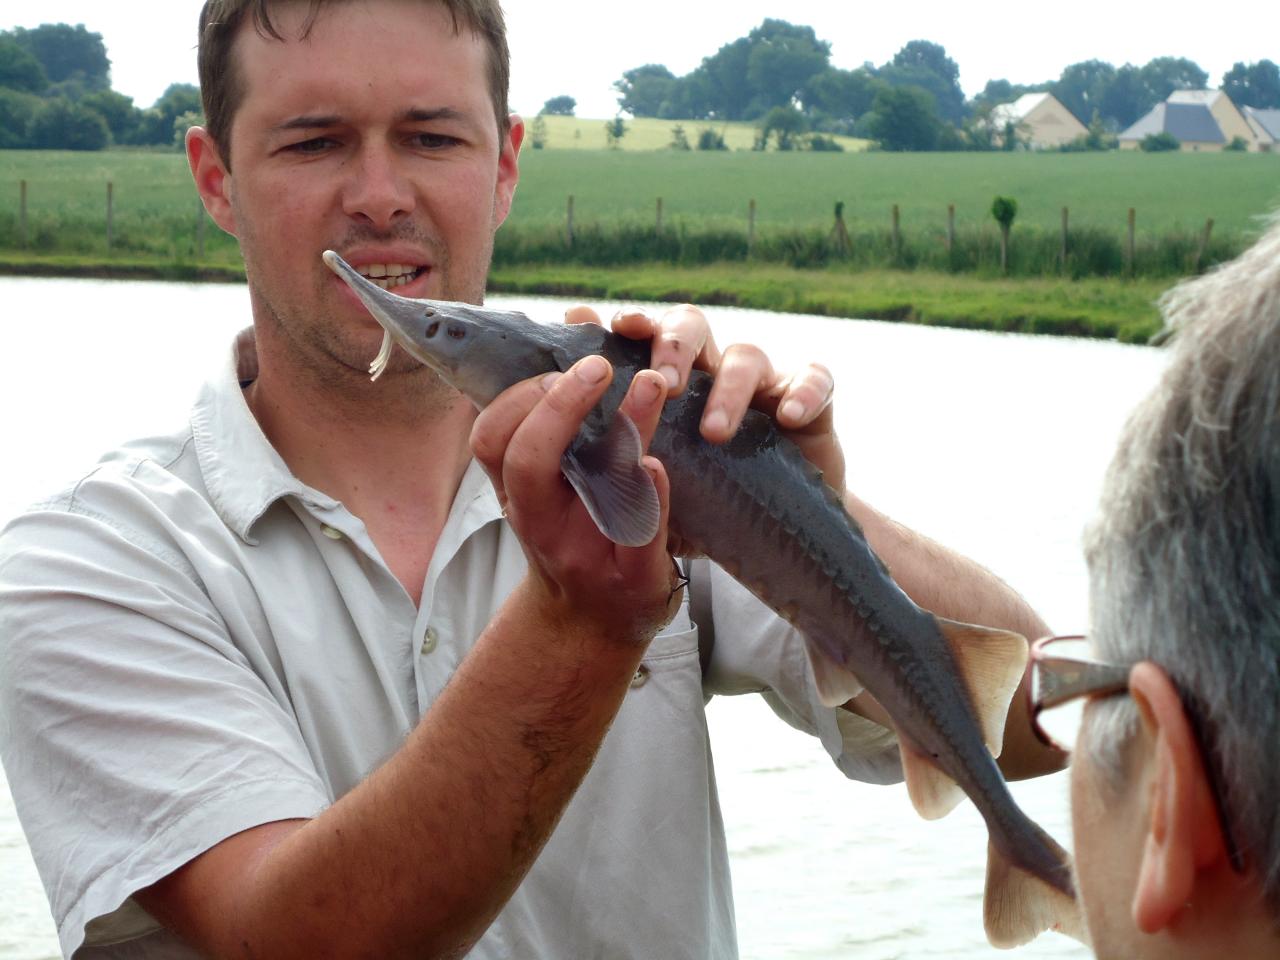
[1083,213,1280,913]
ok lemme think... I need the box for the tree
[743,19,830,116]
[614,64,676,117]
[10,23,109,91]
[135,83,202,145]
[0,88,41,147]
[991,196,1017,274]
[696,127,726,150]
[0,35,48,93]
[1222,60,1280,109]
[755,104,807,150]
[668,123,690,150]
[802,67,883,131]
[865,85,941,151]
[1140,57,1208,103]
[879,41,965,123]
[81,89,138,144]
[529,114,547,149]
[604,115,627,148]
[26,96,109,149]
[1099,64,1149,130]
[1052,60,1117,124]
[541,95,576,116]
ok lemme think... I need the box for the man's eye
[413,133,460,149]
[286,137,336,154]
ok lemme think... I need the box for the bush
[1140,131,1180,152]
[26,97,109,150]
[669,124,691,151]
[696,127,727,151]
[806,134,844,152]
[1225,136,1249,152]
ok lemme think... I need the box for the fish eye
[447,324,466,340]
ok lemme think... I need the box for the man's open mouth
[355,263,427,291]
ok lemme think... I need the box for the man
[1053,216,1280,957]
[0,1,1058,957]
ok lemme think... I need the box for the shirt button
[320,524,343,540]
[630,665,649,689]
[420,627,439,655]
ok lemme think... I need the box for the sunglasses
[1027,634,1244,872]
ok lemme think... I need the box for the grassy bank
[0,250,1166,343]
[487,263,1171,342]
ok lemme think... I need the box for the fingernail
[703,407,729,434]
[632,373,662,405]
[780,399,806,423]
[541,371,562,390]
[658,364,680,390]
[575,355,609,383]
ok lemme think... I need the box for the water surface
[0,276,1166,958]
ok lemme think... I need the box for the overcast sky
[3,1,1272,118]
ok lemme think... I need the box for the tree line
[0,23,202,151]
[613,20,1280,151]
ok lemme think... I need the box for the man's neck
[244,335,478,604]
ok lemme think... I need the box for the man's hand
[566,303,845,492]
[471,355,683,646]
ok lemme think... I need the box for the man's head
[1075,217,1280,956]
[198,0,510,169]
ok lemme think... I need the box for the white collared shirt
[0,331,900,959]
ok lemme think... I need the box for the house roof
[1120,102,1225,143]
[1167,89,1221,107]
[990,92,1051,126]
[1245,106,1280,141]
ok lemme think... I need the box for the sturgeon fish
[323,250,1082,948]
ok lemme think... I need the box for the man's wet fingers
[700,342,776,442]
[620,369,667,449]
[651,304,714,395]
[565,304,602,326]
[776,364,835,429]
[471,374,557,479]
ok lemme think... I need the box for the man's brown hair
[197,0,511,167]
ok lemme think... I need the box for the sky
[3,1,1273,119]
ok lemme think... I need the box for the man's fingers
[700,343,777,442]
[564,305,602,327]
[502,355,614,513]
[767,363,836,433]
[471,372,562,503]
[619,369,667,449]
[649,304,715,395]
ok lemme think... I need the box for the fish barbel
[323,250,1083,948]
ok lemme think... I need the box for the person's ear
[1128,662,1228,933]
[187,126,237,236]
[492,115,523,228]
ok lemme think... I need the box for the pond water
[0,276,1167,959]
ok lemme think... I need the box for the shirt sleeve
[699,562,903,785]
[0,479,330,958]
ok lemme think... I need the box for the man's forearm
[145,579,646,959]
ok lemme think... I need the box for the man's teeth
[357,263,422,290]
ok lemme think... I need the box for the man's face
[1070,710,1150,959]
[218,0,521,380]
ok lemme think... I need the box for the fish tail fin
[983,834,1086,949]
[935,618,1029,759]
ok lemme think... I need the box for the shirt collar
[190,328,341,544]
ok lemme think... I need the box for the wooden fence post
[106,181,114,252]
[1126,207,1136,278]
[1193,218,1214,273]
[891,204,901,260]
[19,180,28,248]
[946,204,955,254]
[1060,207,1069,272]
[748,198,757,255]
[565,195,575,248]
[829,201,851,257]
[656,197,664,233]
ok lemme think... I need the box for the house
[1244,106,1280,152]
[1119,90,1257,151]
[989,92,1088,149]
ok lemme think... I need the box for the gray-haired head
[1083,213,1280,915]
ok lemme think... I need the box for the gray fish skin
[323,252,1077,945]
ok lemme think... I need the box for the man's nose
[342,144,415,229]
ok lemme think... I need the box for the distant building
[1244,106,1280,152]
[989,93,1088,149]
[1119,90,1258,151]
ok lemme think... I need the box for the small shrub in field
[1225,136,1249,152]
[696,128,727,151]
[807,134,844,152]
[1140,132,1180,152]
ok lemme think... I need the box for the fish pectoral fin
[807,641,865,707]
[984,839,1086,948]
[936,618,1029,759]
[899,736,966,820]
[561,411,661,548]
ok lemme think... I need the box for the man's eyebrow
[401,107,469,124]
[272,114,342,133]
[270,108,470,134]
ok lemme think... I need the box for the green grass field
[1,145,1276,340]
[526,114,868,152]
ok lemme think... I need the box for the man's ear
[186,126,237,237]
[492,114,524,229]
[1128,661,1228,933]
